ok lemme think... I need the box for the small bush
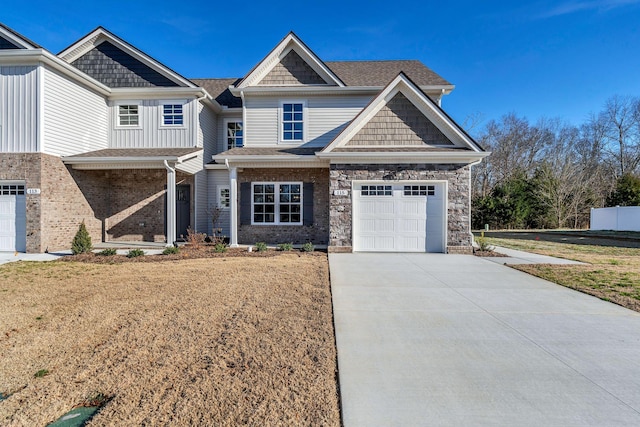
[255,242,268,252]
[301,242,315,252]
[186,227,207,248]
[213,242,228,253]
[97,248,117,256]
[277,242,293,251]
[475,236,494,252]
[162,246,180,255]
[71,221,92,255]
[34,369,49,378]
[126,249,145,258]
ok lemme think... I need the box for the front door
[176,184,190,239]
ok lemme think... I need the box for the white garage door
[353,182,446,253]
[0,182,27,252]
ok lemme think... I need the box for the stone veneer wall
[0,153,102,252]
[238,168,329,245]
[329,164,472,253]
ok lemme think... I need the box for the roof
[331,146,472,153]
[0,22,42,49]
[191,78,242,108]
[326,60,451,87]
[64,148,202,158]
[220,147,321,156]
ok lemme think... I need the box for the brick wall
[329,164,472,253]
[258,50,326,85]
[346,92,454,146]
[238,168,329,245]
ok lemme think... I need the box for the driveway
[330,253,640,426]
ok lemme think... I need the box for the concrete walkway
[487,246,586,265]
[330,253,640,426]
[0,251,69,265]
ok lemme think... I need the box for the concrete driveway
[330,253,640,426]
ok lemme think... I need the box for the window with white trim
[226,121,243,149]
[252,182,302,225]
[162,104,184,126]
[218,186,230,209]
[0,183,25,195]
[118,105,139,126]
[282,102,304,141]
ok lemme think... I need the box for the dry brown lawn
[0,254,340,426]
[484,237,640,312]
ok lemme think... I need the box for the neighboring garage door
[0,182,27,252]
[353,182,446,253]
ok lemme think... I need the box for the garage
[352,181,446,253]
[0,182,27,252]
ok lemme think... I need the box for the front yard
[0,254,340,426]
[483,236,640,312]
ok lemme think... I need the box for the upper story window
[282,102,304,141]
[118,105,139,126]
[226,121,243,149]
[163,104,184,126]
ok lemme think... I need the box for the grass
[0,256,339,426]
[485,237,640,312]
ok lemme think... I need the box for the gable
[0,35,21,49]
[346,92,454,147]
[257,50,328,86]
[71,41,181,88]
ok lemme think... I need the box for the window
[282,102,304,141]
[252,182,302,225]
[118,105,139,126]
[218,186,230,209]
[163,104,183,126]
[404,185,435,196]
[361,185,392,196]
[0,184,25,195]
[226,121,243,149]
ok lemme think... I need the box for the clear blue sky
[4,0,640,132]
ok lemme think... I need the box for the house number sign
[27,188,41,195]
[333,189,348,196]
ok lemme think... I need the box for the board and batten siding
[42,66,108,156]
[0,65,38,152]
[207,169,230,236]
[109,98,198,149]
[198,102,218,159]
[243,94,370,147]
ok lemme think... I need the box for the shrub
[255,242,268,252]
[97,248,117,256]
[186,227,207,248]
[475,236,494,252]
[301,242,315,252]
[126,249,145,258]
[162,246,180,255]
[71,221,92,255]
[277,242,293,251]
[213,242,228,253]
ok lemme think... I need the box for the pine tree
[71,221,93,254]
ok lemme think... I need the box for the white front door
[0,182,27,252]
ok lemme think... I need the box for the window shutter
[303,183,314,226]
[240,182,251,225]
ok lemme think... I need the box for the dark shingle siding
[71,41,182,88]
[0,35,21,49]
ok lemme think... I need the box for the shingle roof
[191,61,451,108]
[191,78,242,108]
[218,147,321,156]
[65,148,202,158]
[0,22,42,49]
[326,60,451,87]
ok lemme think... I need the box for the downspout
[468,159,483,248]
[164,160,177,247]
[192,93,207,233]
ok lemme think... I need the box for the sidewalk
[484,246,586,265]
[0,251,70,265]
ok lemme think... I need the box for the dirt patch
[0,255,340,426]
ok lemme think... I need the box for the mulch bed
[473,250,508,257]
[61,246,325,263]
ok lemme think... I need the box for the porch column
[230,166,238,247]
[164,161,177,246]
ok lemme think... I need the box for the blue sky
[4,0,640,131]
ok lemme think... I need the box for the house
[0,24,488,254]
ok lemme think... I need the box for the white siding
[42,66,108,156]
[243,94,370,147]
[199,103,218,159]
[0,65,38,152]
[109,98,198,148]
[207,169,230,236]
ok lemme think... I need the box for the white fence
[590,206,640,232]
